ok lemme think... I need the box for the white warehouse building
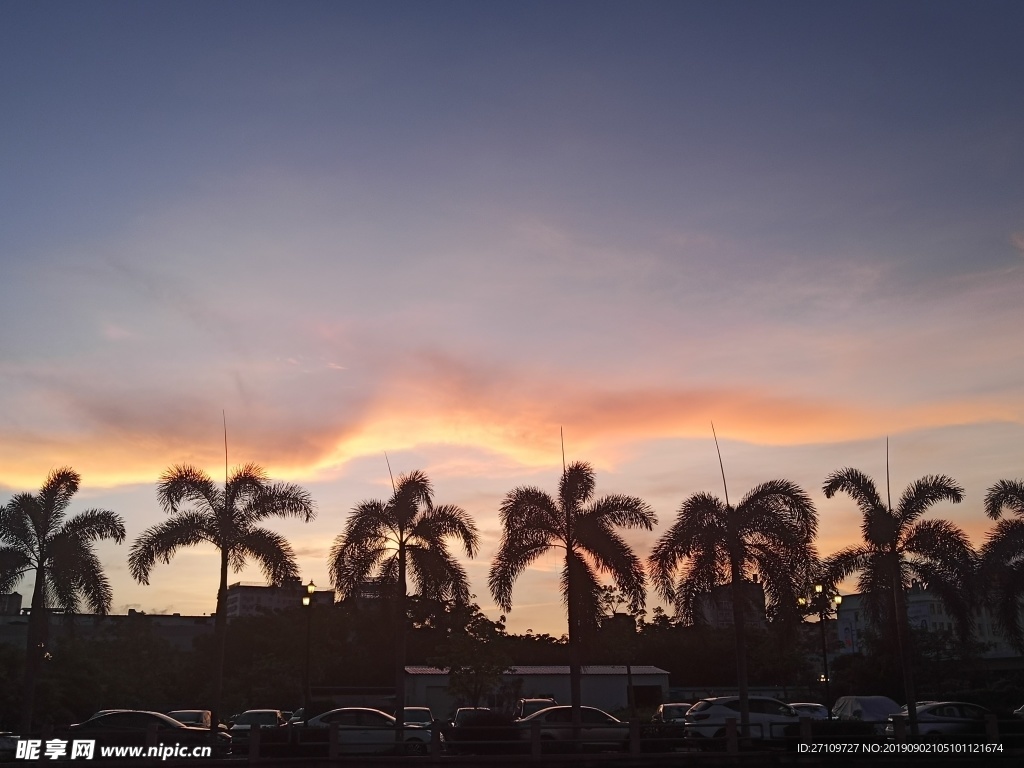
[404,665,669,718]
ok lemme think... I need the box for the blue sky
[2,1,1023,634]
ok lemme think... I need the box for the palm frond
[235,527,299,585]
[823,468,885,515]
[984,479,1024,520]
[54,509,126,545]
[128,511,211,584]
[414,503,479,557]
[157,464,220,515]
[37,466,82,522]
[574,516,647,611]
[500,487,563,539]
[0,499,38,557]
[241,482,316,525]
[488,537,554,612]
[896,475,964,526]
[585,494,656,531]
[0,546,30,592]
[559,461,595,513]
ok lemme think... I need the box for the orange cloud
[0,349,1017,491]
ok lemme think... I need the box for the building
[0,593,22,616]
[404,665,669,717]
[225,579,335,617]
[697,579,767,629]
[835,582,1024,660]
[0,610,215,651]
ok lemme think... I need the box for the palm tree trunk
[566,555,582,751]
[729,558,750,738]
[20,566,48,733]
[211,549,229,732]
[891,557,918,736]
[394,540,407,746]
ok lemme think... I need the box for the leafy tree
[0,467,126,731]
[489,461,655,727]
[980,480,1024,651]
[329,470,477,725]
[822,467,970,733]
[429,604,512,707]
[649,479,817,733]
[129,463,315,729]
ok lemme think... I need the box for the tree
[429,604,512,708]
[329,470,478,727]
[488,461,656,728]
[649,479,817,733]
[980,479,1024,651]
[822,467,970,734]
[129,463,315,730]
[0,467,126,731]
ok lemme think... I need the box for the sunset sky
[2,1,1022,636]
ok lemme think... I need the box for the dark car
[648,702,692,751]
[445,709,520,755]
[68,710,231,755]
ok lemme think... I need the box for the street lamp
[303,580,315,719]
[800,586,842,719]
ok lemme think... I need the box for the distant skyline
[2,1,1022,635]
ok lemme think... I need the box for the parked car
[68,710,231,755]
[0,733,17,762]
[790,703,830,720]
[648,703,691,751]
[516,705,627,752]
[831,695,901,733]
[513,698,557,720]
[303,707,431,755]
[229,710,288,751]
[444,709,520,755]
[885,702,991,737]
[653,703,691,723]
[398,707,434,727]
[166,710,227,731]
[685,696,800,741]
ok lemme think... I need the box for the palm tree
[649,479,817,734]
[822,468,971,734]
[979,480,1024,651]
[129,462,315,729]
[0,467,126,731]
[489,461,656,728]
[329,469,478,729]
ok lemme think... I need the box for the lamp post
[303,580,315,719]
[800,586,842,719]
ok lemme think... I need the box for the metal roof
[405,665,668,676]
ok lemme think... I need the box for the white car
[304,707,431,755]
[685,696,799,740]
[516,705,627,752]
[789,702,829,720]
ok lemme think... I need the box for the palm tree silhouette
[0,467,126,731]
[489,461,656,728]
[329,469,477,731]
[822,467,970,735]
[650,479,817,735]
[129,462,315,729]
[979,480,1024,651]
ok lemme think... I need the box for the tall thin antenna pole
[886,437,892,513]
[711,421,730,507]
[384,452,396,494]
[222,410,228,485]
[560,426,566,474]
